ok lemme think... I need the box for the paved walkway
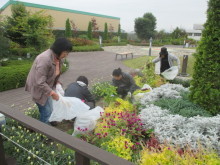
[103,45,196,57]
[0,51,132,111]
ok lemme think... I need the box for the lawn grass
[123,55,195,76]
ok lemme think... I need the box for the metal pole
[149,37,152,56]
[0,127,7,165]
[99,36,102,47]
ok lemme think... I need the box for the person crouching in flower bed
[112,68,140,98]
[25,38,72,124]
[65,76,96,109]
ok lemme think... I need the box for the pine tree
[118,24,121,37]
[65,18,72,38]
[87,22,92,39]
[104,23,108,40]
[190,0,220,115]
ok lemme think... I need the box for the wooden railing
[0,103,135,165]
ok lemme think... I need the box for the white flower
[140,104,220,151]
[140,84,188,105]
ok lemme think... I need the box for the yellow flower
[101,136,133,161]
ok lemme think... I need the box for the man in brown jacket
[25,38,72,124]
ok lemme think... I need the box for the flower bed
[139,84,220,152]
[2,108,75,165]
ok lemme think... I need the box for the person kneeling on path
[152,47,180,73]
[65,76,95,109]
[112,68,140,98]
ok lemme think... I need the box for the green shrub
[103,42,127,46]
[169,78,191,88]
[91,82,117,102]
[87,22,92,40]
[171,38,184,45]
[0,31,10,60]
[0,59,69,91]
[190,0,220,115]
[0,60,32,91]
[104,23,108,40]
[112,36,118,42]
[78,34,89,39]
[73,45,103,52]
[69,38,95,46]
[65,18,72,38]
[154,91,212,117]
[4,4,54,54]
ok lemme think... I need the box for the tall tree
[87,21,92,39]
[190,0,220,115]
[108,24,114,39]
[134,12,156,40]
[65,18,72,38]
[4,3,29,46]
[171,27,187,39]
[91,17,99,38]
[118,24,121,37]
[4,3,54,53]
[0,16,10,61]
[104,23,108,40]
[70,20,78,38]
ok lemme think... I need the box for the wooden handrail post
[0,127,7,165]
[75,152,90,165]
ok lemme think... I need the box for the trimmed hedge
[73,45,103,52]
[0,60,32,91]
[0,60,69,92]
[53,30,128,40]
[102,42,127,46]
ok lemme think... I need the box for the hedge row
[0,60,69,92]
[102,42,127,46]
[0,61,32,92]
[73,45,104,52]
[53,30,128,40]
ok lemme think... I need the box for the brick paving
[0,51,132,111]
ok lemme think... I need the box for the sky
[0,0,208,32]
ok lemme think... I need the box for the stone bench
[115,52,133,60]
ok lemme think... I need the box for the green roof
[0,0,120,20]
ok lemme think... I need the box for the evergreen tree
[4,3,29,46]
[65,18,72,38]
[190,0,220,115]
[87,22,92,39]
[134,12,157,40]
[104,23,108,40]
[118,24,121,37]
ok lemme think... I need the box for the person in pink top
[25,38,72,124]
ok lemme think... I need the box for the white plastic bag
[161,66,179,80]
[133,84,152,102]
[72,106,104,136]
[49,92,90,122]
[142,84,153,91]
